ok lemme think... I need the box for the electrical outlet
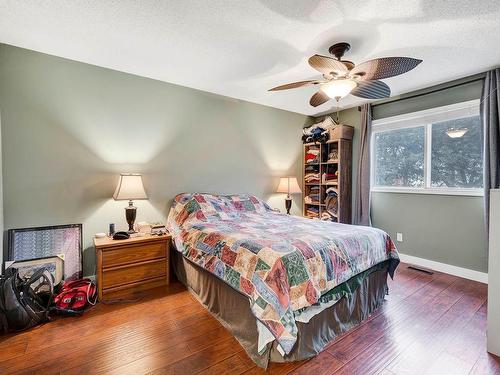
[396,233,403,242]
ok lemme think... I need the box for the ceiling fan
[269,42,422,107]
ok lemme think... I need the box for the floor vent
[407,265,434,275]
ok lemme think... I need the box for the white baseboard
[398,253,488,284]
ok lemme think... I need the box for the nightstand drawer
[102,242,166,268]
[102,259,167,289]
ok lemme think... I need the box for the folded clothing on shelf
[305,173,320,184]
[306,205,320,219]
[305,172,319,178]
[304,193,320,204]
[321,211,337,222]
[327,150,339,162]
[305,147,320,162]
[325,188,338,216]
[322,172,338,183]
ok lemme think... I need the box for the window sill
[371,187,484,197]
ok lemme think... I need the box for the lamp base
[125,200,137,233]
[285,197,292,215]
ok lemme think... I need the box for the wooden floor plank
[327,276,475,374]
[423,301,491,375]
[326,271,457,364]
[0,262,493,375]
[469,351,500,375]
[0,305,216,374]
[197,351,255,375]
[149,336,240,375]
[383,279,487,375]
[288,351,343,375]
[242,361,304,375]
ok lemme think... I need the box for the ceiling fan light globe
[321,79,357,100]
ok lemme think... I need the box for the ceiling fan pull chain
[336,99,340,124]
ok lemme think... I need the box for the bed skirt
[172,250,389,368]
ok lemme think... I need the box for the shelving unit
[303,127,353,223]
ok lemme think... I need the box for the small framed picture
[5,255,65,285]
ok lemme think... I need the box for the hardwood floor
[0,262,498,374]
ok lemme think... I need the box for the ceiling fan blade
[351,57,422,80]
[308,54,348,75]
[350,80,391,99]
[310,91,330,107]
[269,80,320,91]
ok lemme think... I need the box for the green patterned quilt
[167,193,399,355]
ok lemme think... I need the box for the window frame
[370,99,483,196]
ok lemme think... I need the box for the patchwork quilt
[167,193,399,355]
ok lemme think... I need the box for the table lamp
[113,173,148,232]
[277,177,302,214]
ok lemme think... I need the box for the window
[371,100,483,195]
[374,126,425,188]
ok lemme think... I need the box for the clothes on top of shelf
[305,165,318,172]
[301,116,337,143]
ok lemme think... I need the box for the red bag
[53,278,97,314]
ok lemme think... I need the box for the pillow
[168,193,272,231]
[168,193,214,227]
[225,194,271,214]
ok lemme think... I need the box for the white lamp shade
[113,174,148,200]
[277,177,302,194]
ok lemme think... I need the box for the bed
[167,193,399,368]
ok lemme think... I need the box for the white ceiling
[1,1,499,116]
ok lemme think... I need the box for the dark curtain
[354,104,372,226]
[481,68,500,233]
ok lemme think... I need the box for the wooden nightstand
[94,234,171,302]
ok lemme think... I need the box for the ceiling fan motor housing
[328,42,351,60]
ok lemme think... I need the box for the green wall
[350,77,486,272]
[0,44,308,275]
[371,192,486,272]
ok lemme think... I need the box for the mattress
[166,193,399,355]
